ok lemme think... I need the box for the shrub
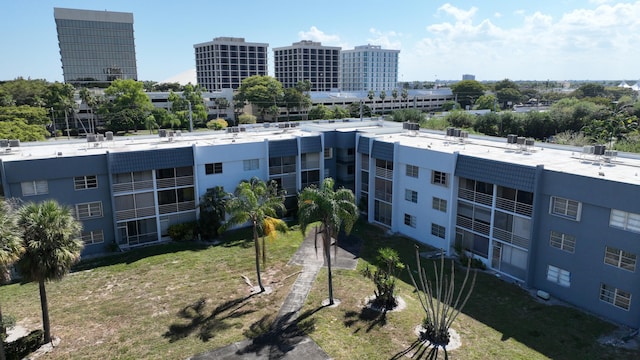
[238,113,256,124]
[5,329,44,360]
[206,118,228,130]
[167,221,198,242]
[361,248,404,311]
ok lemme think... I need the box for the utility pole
[50,107,57,140]
[187,100,193,132]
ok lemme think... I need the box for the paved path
[189,227,360,360]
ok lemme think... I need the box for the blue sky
[1,0,638,83]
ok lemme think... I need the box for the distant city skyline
[1,1,639,83]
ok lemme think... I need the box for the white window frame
[324,148,333,159]
[406,164,419,178]
[431,171,448,187]
[432,197,447,212]
[205,162,223,175]
[76,202,103,220]
[243,159,259,171]
[431,223,446,239]
[546,265,571,287]
[74,175,98,190]
[404,213,416,228]
[609,209,640,234]
[404,189,418,203]
[549,196,581,221]
[21,180,48,196]
[81,230,104,245]
[549,231,576,253]
[600,283,631,311]
[604,246,637,272]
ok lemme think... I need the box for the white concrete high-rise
[273,41,341,91]
[194,37,268,91]
[341,45,399,92]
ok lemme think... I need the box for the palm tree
[220,178,286,293]
[297,178,358,305]
[17,200,83,344]
[199,186,229,240]
[0,200,24,360]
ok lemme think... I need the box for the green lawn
[1,222,637,359]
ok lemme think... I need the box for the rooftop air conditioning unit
[105,131,114,141]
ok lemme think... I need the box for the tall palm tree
[220,178,286,293]
[17,200,83,344]
[0,200,24,360]
[297,178,358,305]
[199,186,229,240]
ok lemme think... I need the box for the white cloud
[297,26,344,47]
[494,12,502,18]
[366,28,402,50]
[402,2,640,80]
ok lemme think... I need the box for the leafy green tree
[391,89,398,110]
[401,88,409,109]
[330,106,349,119]
[298,178,358,305]
[391,109,425,123]
[497,88,523,109]
[199,186,229,240]
[475,94,498,110]
[493,79,520,92]
[79,88,98,133]
[379,90,387,113]
[0,78,49,107]
[236,76,284,121]
[144,114,158,134]
[268,105,280,122]
[367,90,375,103]
[0,200,24,360]
[348,102,371,118]
[445,110,476,128]
[220,178,286,293]
[238,113,257,124]
[46,82,76,136]
[206,118,228,130]
[573,83,606,98]
[17,200,83,344]
[0,119,48,142]
[308,104,332,120]
[441,100,460,111]
[450,80,485,109]
[0,105,49,125]
[473,112,501,136]
[101,79,153,133]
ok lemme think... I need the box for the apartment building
[273,41,341,91]
[341,45,400,92]
[194,37,268,91]
[1,121,638,328]
[54,7,137,86]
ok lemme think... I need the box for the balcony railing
[112,180,154,193]
[375,167,393,179]
[456,215,490,236]
[493,227,530,249]
[115,206,156,221]
[156,176,194,189]
[495,197,533,217]
[158,201,196,215]
[458,188,492,206]
[374,190,393,203]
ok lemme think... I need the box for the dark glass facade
[54,8,137,86]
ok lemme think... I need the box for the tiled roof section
[300,136,322,154]
[455,155,537,192]
[357,136,370,154]
[109,147,194,173]
[268,139,298,157]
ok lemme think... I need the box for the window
[76,202,103,219]
[549,231,576,253]
[405,189,418,203]
[431,223,446,238]
[550,196,581,221]
[404,214,416,228]
[609,209,640,234]
[406,164,419,178]
[432,197,447,212]
[74,175,98,190]
[81,230,104,245]
[604,246,637,272]
[205,162,223,175]
[324,148,333,159]
[600,284,631,310]
[431,171,448,186]
[21,180,48,196]
[546,265,571,287]
[243,159,259,171]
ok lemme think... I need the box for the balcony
[496,197,533,217]
[456,215,490,236]
[458,188,492,206]
[115,206,156,221]
[493,227,530,248]
[156,176,194,189]
[375,167,393,179]
[112,179,154,193]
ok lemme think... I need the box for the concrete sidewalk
[189,227,360,360]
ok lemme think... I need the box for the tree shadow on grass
[236,306,324,358]
[390,339,449,360]
[343,306,388,334]
[163,294,257,342]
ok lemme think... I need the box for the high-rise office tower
[194,37,268,91]
[54,7,137,86]
[341,45,399,92]
[273,41,340,91]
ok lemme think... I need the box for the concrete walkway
[189,227,360,360]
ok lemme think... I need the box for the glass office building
[54,8,137,86]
